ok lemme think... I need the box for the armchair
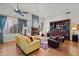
[48,35,65,48]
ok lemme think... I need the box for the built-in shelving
[50,19,70,40]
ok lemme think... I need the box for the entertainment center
[49,19,70,40]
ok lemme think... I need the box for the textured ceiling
[0,3,79,18]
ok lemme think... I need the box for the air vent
[65,12,71,14]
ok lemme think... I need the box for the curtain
[18,19,27,34]
[0,16,7,43]
[32,15,39,28]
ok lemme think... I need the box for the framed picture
[77,24,79,30]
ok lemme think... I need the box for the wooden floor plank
[0,40,79,56]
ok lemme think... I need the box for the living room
[0,3,79,56]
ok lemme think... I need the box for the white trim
[3,34,17,43]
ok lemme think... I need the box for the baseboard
[3,34,17,43]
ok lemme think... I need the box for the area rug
[41,39,48,50]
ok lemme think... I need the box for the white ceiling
[1,3,79,18]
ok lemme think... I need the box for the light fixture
[71,27,77,35]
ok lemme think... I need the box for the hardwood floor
[0,40,79,56]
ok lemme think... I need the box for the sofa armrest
[27,40,41,47]
[22,40,40,54]
[49,38,58,42]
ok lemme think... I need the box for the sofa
[16,34,41,55]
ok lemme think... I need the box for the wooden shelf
[50,19,70,40]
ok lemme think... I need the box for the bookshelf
[50,19,70,40]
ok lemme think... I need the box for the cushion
[31,36,38,41]
[55,36,59,41]
[22,36,32,44]
[16,35,31,44]
[16,35,22,39]
[29,36,33,41]
[21,37,29,45]
[24,35,33,42]
[17,34,34,44]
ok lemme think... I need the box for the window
[18,19,27,33]
[32,15,39,28]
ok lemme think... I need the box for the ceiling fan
[14,4,28,16]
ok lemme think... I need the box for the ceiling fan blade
[18,12,24,16]
[21,12,28,14]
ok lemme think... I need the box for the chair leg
[58,46,62,51]
[58,43,63,51]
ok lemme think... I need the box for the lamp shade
[71,27,78,35]
[71,27,77,31]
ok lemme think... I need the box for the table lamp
[71,27,77,35]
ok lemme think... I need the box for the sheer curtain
[18,19,27,34]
